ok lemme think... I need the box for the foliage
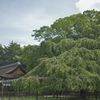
[13,37,100,94]
[0,41,22,66]
[1,9,100,95]
[0,44,4,66]
[24,39,76,72]
[20,45,39,71]
[13,76,39,93]
[32,9,100,43]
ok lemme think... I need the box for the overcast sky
[0,0,100,47]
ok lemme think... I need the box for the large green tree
[13,38,100,99]
[13,10,100,99]
[32,10,100,43]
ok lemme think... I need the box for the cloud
[0,9,58,47]
[0,0,79,47]
[91,2,100,10]
[76,0,100,12]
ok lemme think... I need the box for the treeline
[0,41,39,70]
[0,41,22,67]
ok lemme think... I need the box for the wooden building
[0,62,27,97]
[0,62,26,80]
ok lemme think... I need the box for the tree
[0,41,22,66]
[22,39,76,72]
[32,10,100,43]
[21,45,39,71]
[0,44,4,66]
[13,38,100,99]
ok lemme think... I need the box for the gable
[0,62,26,79]
[11,67,25,75]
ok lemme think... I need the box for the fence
[1,91,100,100]
[0,91,36,97]
[0,91,39,100]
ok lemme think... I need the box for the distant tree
[0,44,4,66]
[21,45,39,71]
[0,41,22,66]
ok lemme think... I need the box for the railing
[0,79,18,83]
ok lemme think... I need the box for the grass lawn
[2,97,100,100]
[2,97,65,100]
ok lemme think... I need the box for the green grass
[2,97,100,100]
[1,97,71,100]
[2,97,63,100]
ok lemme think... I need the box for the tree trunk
[95,90,97,100]
[46,92,47,100]
[56,93,58,100]
[80,90,87,100]
[36,90,38,100]
[52,92,55,98]
[65,91,66,100]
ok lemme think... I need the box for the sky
[0,0,100,47]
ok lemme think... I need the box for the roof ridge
[0,62,21,69]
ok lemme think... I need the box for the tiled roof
[0,62,26,79]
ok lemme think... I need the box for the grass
[2,97,100,100]
[2,97,64,100]
[1,97,72,100]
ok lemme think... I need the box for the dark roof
[0,62,20,69]
[0,62,26,79]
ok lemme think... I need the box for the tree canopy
[32,9,100,43]
[0,41,23,66]
[13,37,100,94]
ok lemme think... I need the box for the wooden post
[30,96,31,100]
[46,92,47,100]
[15,96,17,100]
[23,96,24,100]
[88,92,89,100]
[1,83,4,100]
[65,91,66,100]
[36,90,38,100]
[95,76,97,100]
[9,83,11,100]
[95,90,97,100]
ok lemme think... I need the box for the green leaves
[13,37,100,93]
[32,10,100,42]
[13,76,40,93]
[0,41,22,66]
[32,26,55,42]
[11,9,100,94]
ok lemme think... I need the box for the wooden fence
[0,91,36,97]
